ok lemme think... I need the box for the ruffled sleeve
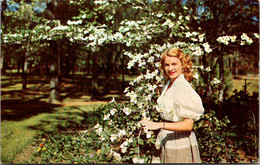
[174,86,204,121]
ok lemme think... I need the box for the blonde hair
[160,48,193,81]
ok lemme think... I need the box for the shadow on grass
[27,105,104,133]
[1,99,61,121]
[1,72,130,122]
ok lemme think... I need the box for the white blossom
[121,146,127,153]
[133,158,144,163]
[118,129,126,137]
[157,13,163,17]
[108,120,113,125]
[185,32,192,38]
[240,41,246,45]
[192,46,203,56]
[110,134,117,142]
[103,113,110,120]
[211,78,221,85]
[96,127,103,136]
[110,108,117,115]
[241,33,253,44]
[113,152,121,161]
[205,66,212,72]
[143,127,149,133]
[94,123,100,129]
[147,56,154,63]
[146,131,152,138]
[126,91,138,104]
[254,33,259,38]
[202,42,212,53]
[199,34,205,42]
[193,72,199,80]
[216,36,230,45]
[122,107,131,116]
[100,135,105,141]
[109,97,116,104]
[230,36,237,42]
[133,157,139,163]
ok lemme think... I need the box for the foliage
[223,89,259,158]
[31,131,112,164]
[194,111,239,163]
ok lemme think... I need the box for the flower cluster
[202,42,212,53]
[132,157,145,163]
[216,35,237,45]
[211,78,221,85]
[120,138,133,153]
[240,33,253,45]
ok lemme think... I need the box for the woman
[140,48,204,163]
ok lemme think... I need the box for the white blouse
[157,74,204,122]
[155,74,204,149]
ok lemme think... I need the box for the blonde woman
[140,48,204,163]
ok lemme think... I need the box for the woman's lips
[169,71,175,76]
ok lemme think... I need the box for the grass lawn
[1,72,258,163]
[228,75,259,96]
[1,113,49,163]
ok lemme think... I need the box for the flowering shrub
[32,131,114,164]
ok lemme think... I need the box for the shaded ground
[1,72,130,122]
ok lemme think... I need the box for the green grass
[1,103,105,164]
[229,77,259,96]
[1,113,49,163]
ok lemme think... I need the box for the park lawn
[229,75,259,96]
[1,113,49,163]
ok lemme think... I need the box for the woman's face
[164,56,183,82]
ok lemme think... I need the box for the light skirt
[152,131,201,163]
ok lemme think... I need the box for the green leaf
[138,138,144,145]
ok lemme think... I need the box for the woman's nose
[169,65,174,71]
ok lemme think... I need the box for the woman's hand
[139,120,163,130]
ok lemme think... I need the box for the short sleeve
[174,86,204,121]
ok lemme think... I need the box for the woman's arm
[139,118,194,132]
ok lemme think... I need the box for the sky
[1,0,47,13]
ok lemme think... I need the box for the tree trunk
[91,51,99,96]
[1,54,5,75]
[121,60,125,90]
[21,44,30,90]
[49,41,60,104]
[217,51,225,118]
[17,57,21,74]
[49,64,59,103]
[233,51,239,79]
